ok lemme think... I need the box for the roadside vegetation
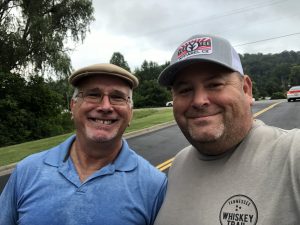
[0,108,174,167]
[1,2,300,162]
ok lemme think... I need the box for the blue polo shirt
[0,135,167,225]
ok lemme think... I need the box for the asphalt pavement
[0,99,296,193]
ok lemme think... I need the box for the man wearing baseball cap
[0,63,167,225]
[154,35,300,225]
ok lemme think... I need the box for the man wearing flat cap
[0,63,167,225]
[154,35,300,225]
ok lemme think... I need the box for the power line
[233,32,300,47]
[141,0,288,36]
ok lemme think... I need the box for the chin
[86,132,117,143]
[188,127,224,143]
[190,134,220,143]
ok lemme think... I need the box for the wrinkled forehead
[77,74,132,91]
[172,62,235,85]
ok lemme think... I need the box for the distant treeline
[1,51,300,147]
[241,51,300,99]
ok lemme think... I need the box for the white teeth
[94,119,113,125]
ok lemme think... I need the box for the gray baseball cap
[158,34,244,87]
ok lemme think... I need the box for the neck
[70,138,122,182]
[192,118,254,156]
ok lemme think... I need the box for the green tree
[241,51,300,98]
[110,52,131,72]
[0,72,29,145]
[134,80,171,108]
[135,60,163,82]
[134,60,171,107]
[47,77,73,110]
[0,0,94,76]
[0,72,73,147]
[289,65,300,86]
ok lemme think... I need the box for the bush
[271,92,286,99]
[0,73,73,147]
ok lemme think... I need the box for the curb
[0,163,17,176]
[124,120,176,139]
[0,121,176,176]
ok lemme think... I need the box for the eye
[207,82,224,89]
[86,92,101,98]
[177,87,193,95]
[110,94,126,102]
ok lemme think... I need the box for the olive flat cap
[69,63,139,89]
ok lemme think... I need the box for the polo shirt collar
[44,135,138,172]
[113,139,138,172]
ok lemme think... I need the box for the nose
[96,95,113,112]
[191,88,210,108]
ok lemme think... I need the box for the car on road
[287,86,300,102]
[166,101,173,107]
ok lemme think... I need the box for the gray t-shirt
[154,120,300,225]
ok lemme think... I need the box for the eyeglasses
[77,91,131,106]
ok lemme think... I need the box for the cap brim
[70,71,138,89]
[69,63,139,89]
[158,58,236,87]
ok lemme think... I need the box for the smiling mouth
[190,114,217,119]
[89,118,117,125]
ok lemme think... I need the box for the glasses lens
[109,94,128,105]
[85,93,102,104]
[80,91,129,105]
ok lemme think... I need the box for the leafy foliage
[289,65,300,85]
[271,92,286,99]
[241,51,300,98]
[0,72,74,147]
[133,60,171,107]
[110,52,131,72]
[0,0,94,75]
[0,0,92,146]
[1,48,300,147]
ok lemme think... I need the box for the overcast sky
[70,0,300,71]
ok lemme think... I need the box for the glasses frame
[76,91,131,106]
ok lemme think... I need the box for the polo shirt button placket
[76,185,87,193]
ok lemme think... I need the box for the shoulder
[14,135,74,177]
[121,139,166,184]
[245,120,300,162]
[135,153,167,183]
[123,147,167,193]
[122,148,167,207]
[166,145,195,176]
[251,119,288,136]
[15,149,50,172]
[172,145,195,165]
[250,119,300,143]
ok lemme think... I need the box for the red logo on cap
[177,37,212,60]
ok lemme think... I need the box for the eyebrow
[173,74,225,87]
[172,80,190,89]
[83,88,128,96]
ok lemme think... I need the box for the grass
[0,108,174,167]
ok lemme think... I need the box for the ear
[243,75,254,105]
[70,98,76,113]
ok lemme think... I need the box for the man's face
[172,62,253,155]
[70,75,133,144]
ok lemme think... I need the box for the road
[1,99,300,193]
[129,99,300,171]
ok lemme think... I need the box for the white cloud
[70,0,300,71]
